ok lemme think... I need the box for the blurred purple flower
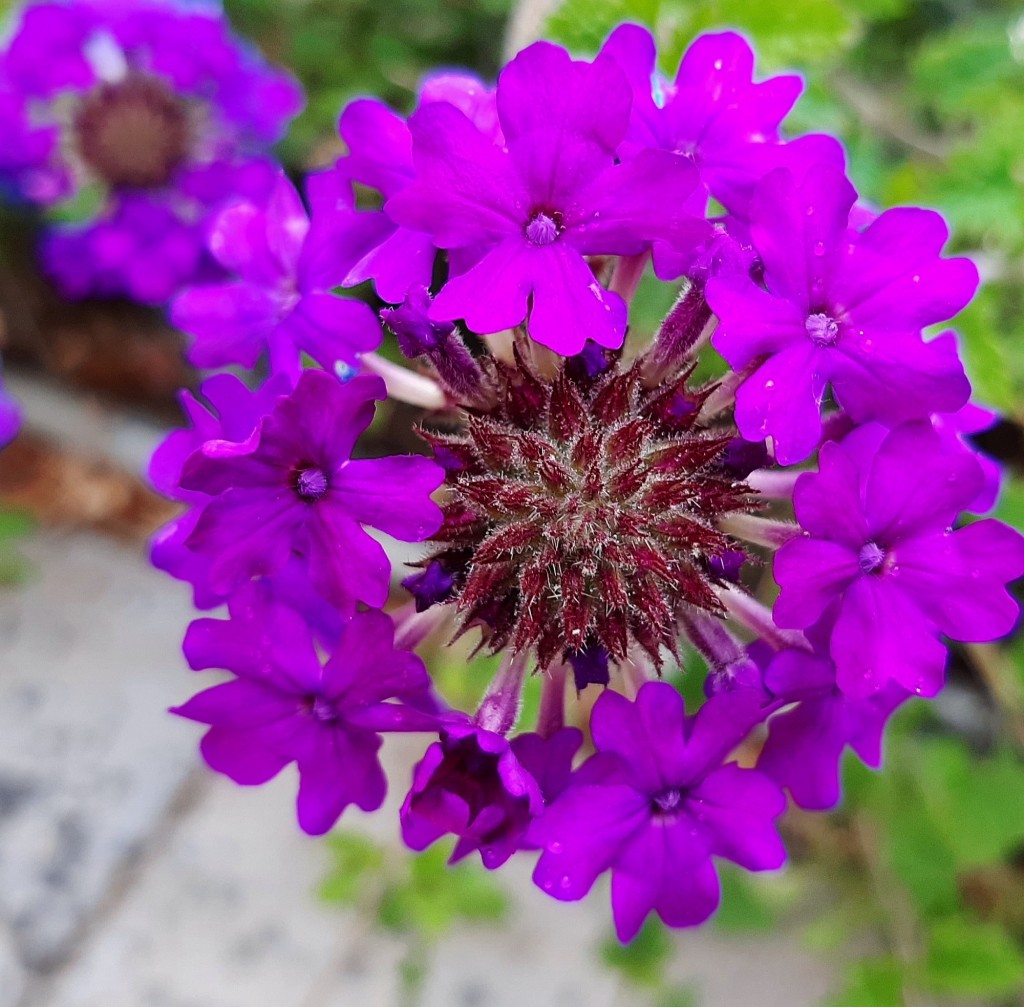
[2,0,302,302]
[171,172,381,377]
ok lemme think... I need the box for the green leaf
[951,285,1023,420]
[825,957,904,1007]
[921,915,1024,998]
[912,738,1024,868]
[319,831,386,906]
[0,509,33,586]
[599,917,673,987]
[378,843,509,939]
[545,0,661,54]
[655,985,698,1007]
[713,865,779,933]
[546,0,857,71]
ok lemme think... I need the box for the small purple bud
[567,643,611,692]
[403,560,459,612]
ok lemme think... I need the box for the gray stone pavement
[0,372,839,1006]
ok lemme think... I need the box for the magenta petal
[338,98,414,196]
[599,23,657,117]
[774,537,860,629]
[528,244,628,353]
[590,685,688,793]
[733,344,826,465]
[830,328,970,425]
[708,277,806,365]
[197,725,292,785]
[532,783,648,901]
[750,165,856,307]
[351,226,437,304]
[758,699,848,810]
[187,489,301,592]
[322,609,430,704]
[388,102,522,247]
[208,201,281,286]
[690,764,786,870]
[831,576,947,698]
[836,208,979,329]
[650,853,721,933]
[273,371,384,471]
[792,441,870,547]
[863,422,983,540]
[894,521,1024,641]
[172,679,298,730]
[173,282,282,370]
[277,293,382,369]
[430,237,534,333]
[305,504,391,611]
[496,41,631,151]
[566,148,704,254]
[333,456,444,540]
[295,728,386,835]
[263,173,310,276]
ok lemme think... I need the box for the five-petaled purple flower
[707,165,976,463]
[774,422,1024,697]
[599,24,844,219]
[531,683,785,941]
[387,41,709,354]
[179,369,445,613]
[173,593,435,835]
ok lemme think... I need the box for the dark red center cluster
[417,350,757,668]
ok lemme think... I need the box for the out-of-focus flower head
[0,0,303,302]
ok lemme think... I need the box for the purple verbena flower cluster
[138,20,1022,943]
[0,0,302,303]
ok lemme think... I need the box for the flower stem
[360,352,447,410]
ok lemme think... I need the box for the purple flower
[931,401,1002,513]
[173,593,434,835]
[599,24,844,218]
[386,41,708,355]
[0,362,20,448]
[149,371,290,609]
[757,643,909,810]
[3,0,302,301]
[706,165,976,463]
[774,422,1024,698]
[309,73,500,304]
[179,369,445,613]
[531,683,785,941]
[401,720,545,869]
[171,172,382,376]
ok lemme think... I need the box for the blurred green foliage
[0,509,32,585]
[224,0,513,167]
